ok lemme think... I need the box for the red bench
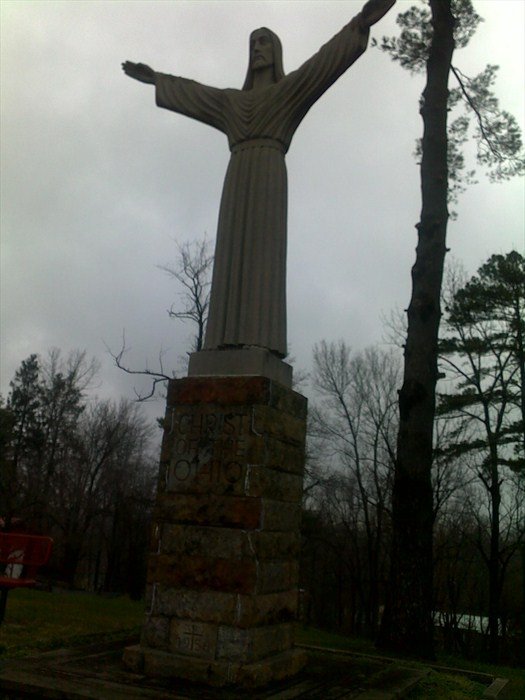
[0,533,53,625]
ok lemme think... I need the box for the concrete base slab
[0,638,431,699]
[188,348,293,387]
[123,644,307,688]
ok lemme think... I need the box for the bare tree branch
[450,65,502,162]
[105,333,172,402]
[158,236,213,352]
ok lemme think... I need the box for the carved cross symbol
[180,624,205,652]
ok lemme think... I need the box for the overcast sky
[1,0,524,424]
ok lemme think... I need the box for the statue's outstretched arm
[359,0,396,29]
[122,61,156,85]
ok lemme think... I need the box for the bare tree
[108,235,213,400]
[75,398,156,594]
[41,396,154,588]
[306,341,400,634]
[4,351,156,593]
[159,236,213,352]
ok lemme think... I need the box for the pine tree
[377,0,524,657]
[438,251,525,658]
[4,354,46,524]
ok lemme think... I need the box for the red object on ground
[0,533,53,624]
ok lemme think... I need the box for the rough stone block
[167,376,273,407]
[122,645,144,673]
[131,376,307,687]
[216,622,293,662]
[153,586,298,628]
[162,458,304,500]
[153,493,262,529]
[257,561,300,594]
[236,590,298,628]
[170,619,218,660]
[155,587,237,623]
[261,499,302,531]
[252,405,306,444]
[147,553,257,594]
[161,524,246,559]
[142,648,236,686]
[163,458,248,496]
[140,615,169,651]
[263,438,306,474]
[138,645,307,687]
[160,524,298,560]
[267,382,308,420]
[235,648,308,687]
[149,555,298,595]
[251,531,301,560]
[245,465,303,501]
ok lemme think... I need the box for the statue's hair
[242,27,285,90]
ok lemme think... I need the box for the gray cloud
[1,0,523,424]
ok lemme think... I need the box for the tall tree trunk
[61,540,82,588]
[378,0,455,658]
[514,294,525,457]
[487,442,501,660]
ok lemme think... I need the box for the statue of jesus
[123,0,395,360]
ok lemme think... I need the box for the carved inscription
[166,410,256,492]
[178,623,205,652]
[173,621,216,658]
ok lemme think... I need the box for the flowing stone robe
[155,16,369,358]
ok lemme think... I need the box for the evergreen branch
[450,65,503,162]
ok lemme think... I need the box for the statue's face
[250,31,274,70]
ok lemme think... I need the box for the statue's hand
[360,0,396,28]
[122,61,156,85]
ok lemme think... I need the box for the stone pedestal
[187,347,293,388]
[124,376,307,687]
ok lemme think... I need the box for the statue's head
[243,27,284,90]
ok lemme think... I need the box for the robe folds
[155,16,369,358]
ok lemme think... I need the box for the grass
[1,593,524,699]
[406,671,486,699]
[434,656,525,700]
[0,588,143,657]
[296,625,525,700]
[296,624,377,653]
